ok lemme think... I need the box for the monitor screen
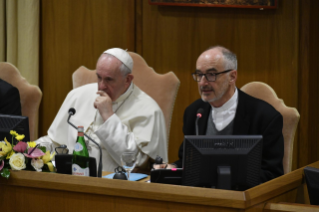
[182,135,263,190]
[0,114,30,143]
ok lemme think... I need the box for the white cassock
[36,83,168,172]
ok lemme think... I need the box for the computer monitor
[304,166,319,205]
[0,114,30,143]
[182,135,263,190]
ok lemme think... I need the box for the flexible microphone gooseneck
[67,108,103,178]
[195,108,204,136]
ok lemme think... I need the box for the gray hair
[119,63,131,76]
[207,46,237,70]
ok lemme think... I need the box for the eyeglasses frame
[192,69,233,82]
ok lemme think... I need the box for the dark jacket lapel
[233,89,250,135]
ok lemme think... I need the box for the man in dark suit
[0,79,22,115]
[156,46,284,183]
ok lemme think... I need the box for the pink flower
[0,160,3,171]
[24,147,45,158]
[13,141,28,153]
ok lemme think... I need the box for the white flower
[31,158,44,172]
[9,153,26,170]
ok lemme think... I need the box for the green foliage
[0,168,10,179]
[38,146,47,153]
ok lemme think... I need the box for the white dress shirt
[211,88,238,131]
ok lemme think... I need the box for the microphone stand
[67,113,103,178]
[195,116,200,136]
[195,109,203,136]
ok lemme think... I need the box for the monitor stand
[217,166,231,190]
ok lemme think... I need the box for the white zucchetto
[103,48,133,71]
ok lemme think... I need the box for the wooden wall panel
[140,0,299,163]
[39,0,135,137]
[298,0,319,168]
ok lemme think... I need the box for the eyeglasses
[192,69,233,82]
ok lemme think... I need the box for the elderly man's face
[96,55,131,101]
[196,49,232,107]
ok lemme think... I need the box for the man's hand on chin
[94,91,114,121]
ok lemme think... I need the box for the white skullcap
[103,48,133,71]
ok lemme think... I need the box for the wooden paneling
[140,0,299,163]
[39,0,135,136]
[298,0,319,168]
[264,202,319,212]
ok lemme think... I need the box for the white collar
[113,83,134,104]
[211,88,238,113]
[210,88,238,131]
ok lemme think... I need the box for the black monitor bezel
[182,135,263,190]
[0,114,30,143]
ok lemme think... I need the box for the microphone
[195,108,204,136]
[67,108,103,178]
[154,155,163,165]
[68,108,76,115]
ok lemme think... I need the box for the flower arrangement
[0,131,55,179]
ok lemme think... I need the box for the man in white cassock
[36,48,168,172]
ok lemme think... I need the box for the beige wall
[40,0,319,170]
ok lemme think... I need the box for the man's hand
[153,163,177,169]
[94,91,114,121]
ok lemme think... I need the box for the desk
[264,202,319,212]
[1,161,319,211]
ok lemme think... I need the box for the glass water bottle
[72,126,90,176]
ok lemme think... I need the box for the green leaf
[0,168,10,179]
[38,146,46,153]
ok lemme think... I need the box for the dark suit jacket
[0,78,22,115]
[175,89,284,183]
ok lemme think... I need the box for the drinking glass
[121,152,137,180]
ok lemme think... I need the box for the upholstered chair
[0,62,42,141]
[72,52,180,149]
[241,82,300,174]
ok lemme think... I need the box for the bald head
[195,46,237,107]
[197,46,237,71]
